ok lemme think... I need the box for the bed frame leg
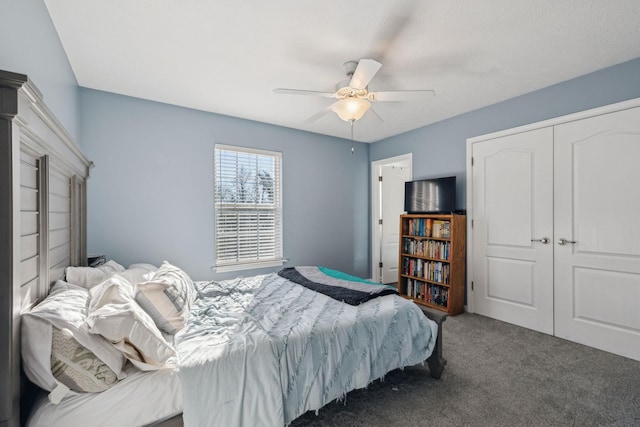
[420,307,447,379]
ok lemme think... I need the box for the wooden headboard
[0,70,92,427]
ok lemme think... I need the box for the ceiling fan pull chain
[350,119,355,154]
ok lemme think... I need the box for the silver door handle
[531,237,550,244]
[558,238,577,246]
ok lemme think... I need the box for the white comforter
[176,273,438,426]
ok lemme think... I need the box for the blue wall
[1,0,372,281]
[79,89,370,280]
[371,57,640,210]
[3,1,640,282]
[0,0,80,141]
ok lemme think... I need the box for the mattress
[26,364,182,427]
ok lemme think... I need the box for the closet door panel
[471,127,554,334]
[554,106,640,361]
[572,268,640,331]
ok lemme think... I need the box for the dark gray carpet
[290,312,640,426]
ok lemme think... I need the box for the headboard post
[0,70,27,427]
[0,69,92,427]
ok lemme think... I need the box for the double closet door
[469,103,640,362]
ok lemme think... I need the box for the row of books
[402,257,451,284]
[431,220,451,238]
[404,279,449,308]
[402,238,451,260]
[404,218,451,238]
[405,218,432,237]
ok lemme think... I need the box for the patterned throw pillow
[135,261,195,334]
[50,327,119,393]
[21,280,126,402]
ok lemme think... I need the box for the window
[214,145,283,272]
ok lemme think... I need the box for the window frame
[213,144,284,273]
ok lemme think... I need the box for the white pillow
[128,263,158,272]
[87,274,176,370]
[21,281,126,403]
[64,260,125,289]
[135,261,195,334]
[118,268,155,288]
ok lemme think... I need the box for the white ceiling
[44,0,640,143]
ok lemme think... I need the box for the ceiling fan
[274,59,435,123]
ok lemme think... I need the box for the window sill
[213,259,286,273]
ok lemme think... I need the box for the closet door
[554,106,640,361]
[471,127,554,334]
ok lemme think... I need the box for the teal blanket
[278,266,398,305]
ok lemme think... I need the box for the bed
[0,70,446,427]
[22,263,443,426]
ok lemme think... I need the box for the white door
[472,128,555,334]
[379,164,412,284]
[554,106,640,361]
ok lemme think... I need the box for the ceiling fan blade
[304,106,334,124]
[273,88,337,98]
[349,59,382,90]
[369,90,435,101]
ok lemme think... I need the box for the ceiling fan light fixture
[331,97,371,122]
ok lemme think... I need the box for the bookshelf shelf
[398,213,466,315]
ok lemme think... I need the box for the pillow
[87,274,176,370]
[64,260,125,289]
[128,263,158,272]
[118,268,155,289]
[135,261,195,334]
[21,281,125,403]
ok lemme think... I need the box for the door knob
[531,237,550,244]
[558,238,577,246]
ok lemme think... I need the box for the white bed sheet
[27,364,182,427]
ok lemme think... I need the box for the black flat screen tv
[404,176,456,214]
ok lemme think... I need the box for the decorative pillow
[21,281,125,403]
[50,326,119,393]
[135,261,195,334]
[64,260,125,289]
[87,274,176,369]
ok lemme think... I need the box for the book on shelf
[403,256,450,284]
[406,278,449,308]
[425,283,449,308]
[431,220,451,238]
[403,238,451,260]
[407,218,434,237]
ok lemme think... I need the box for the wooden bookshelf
[398,213,466,315]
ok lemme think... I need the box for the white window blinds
[214,145,283,272]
